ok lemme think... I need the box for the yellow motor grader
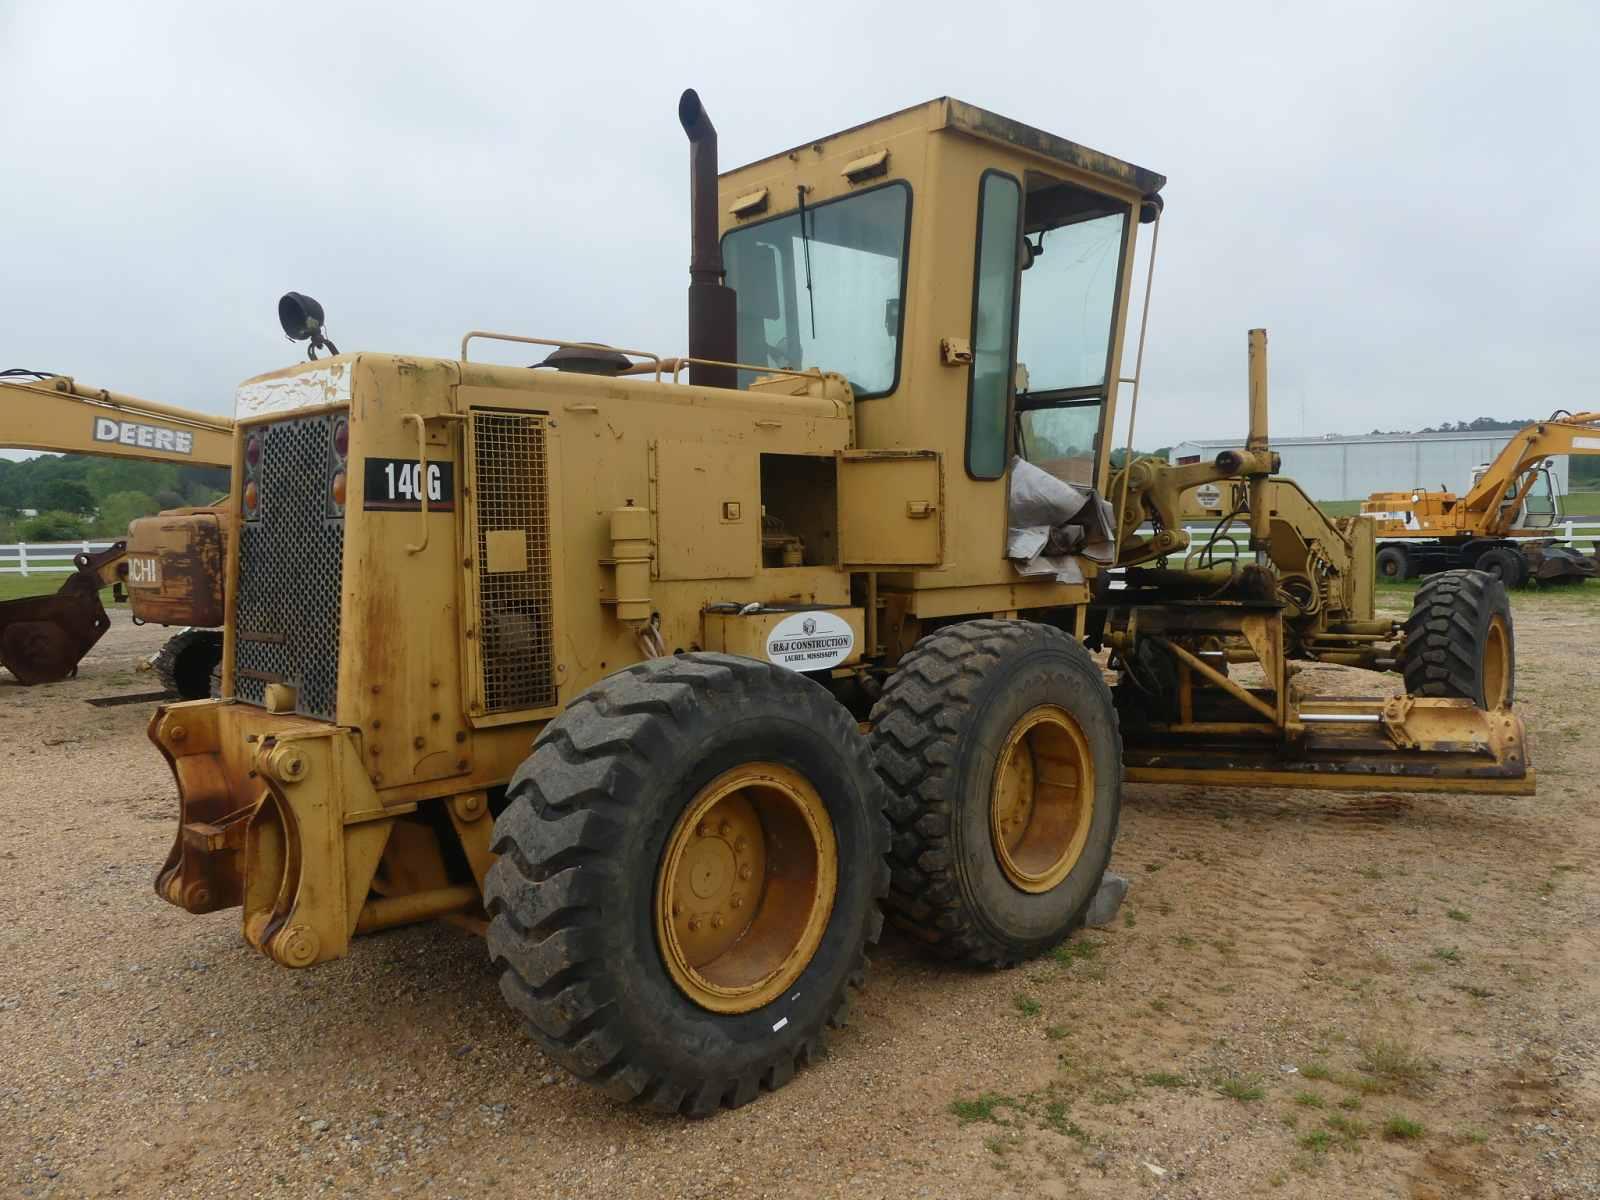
[0,371,232,694]
[145,91,1530,1116]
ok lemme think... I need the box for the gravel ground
[2,596,1597,1199]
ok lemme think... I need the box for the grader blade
[0,547,122,684]
[1123,695,1532,795]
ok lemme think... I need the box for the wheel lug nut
[719,821,732,837]
[711,914,724,929]
[698,823,712,837]
[730,895,743,910]
[738,865,753,880]
[687,918,700,932]
[735,836,748,851]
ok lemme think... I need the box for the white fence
[1133,520,1600,564]
[0,540,118,577]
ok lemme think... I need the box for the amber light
[243,480,259,515]
[330,471,346,508]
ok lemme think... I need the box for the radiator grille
[471,412,555,712]
[234,412,345,720]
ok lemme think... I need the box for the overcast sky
[3,0,1595,452]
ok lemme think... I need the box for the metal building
[1169,431,1570,503]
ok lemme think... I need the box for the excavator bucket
[0,545,121,685]
[1525,541,1600,584]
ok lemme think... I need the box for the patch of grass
[1337,1095,1362,1111]
[949,1092,1014,1124]
[1173,934,1196,949]
[1145,861,1163,873]
[1050,939,1100,965]
[983,1134,1008,1155]
[1446,908,1471,923]
[1216,1076,1265,1102]
[1149,998,1170,1014]
[1432,946,1462,963]
[1041,1100,1088,1142]
[1458,1129,1487,1145]
[1293,1091,1326,1108]
[1450,983,1493,1000]
[1332,1070,1393,1097]
[1014,995,1041,1018]
[1325,1114,1368,1146]
[1299,1062,1333,1081]
[1383,1115,1425,1141]
[1141,1071,1189,1089]
[1122,905,1137,929]
[1298,1130,1332,1154]
[1044,1025,1070,1041]
[1359,865,1385,880]
[1357,1037,1433,1089]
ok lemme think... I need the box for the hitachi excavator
[1361,411,1600,586]
[0,370,232,693]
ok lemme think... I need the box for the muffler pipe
[679,89,739,389]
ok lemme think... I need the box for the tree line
[0,453,230,542]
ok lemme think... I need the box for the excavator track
[150,628,223,699]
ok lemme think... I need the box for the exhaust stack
[679,89,738,389]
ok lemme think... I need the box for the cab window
[1014,175,1130,488]
[723,182,911,397]
[966,171,1022,479]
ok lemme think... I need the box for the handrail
[667,357,826,386]
[459,332,664,379]
[403,414,430,555]
[455,331,829,392]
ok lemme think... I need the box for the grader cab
[147,91,1531,1116]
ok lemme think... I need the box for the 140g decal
[363,458,456,511]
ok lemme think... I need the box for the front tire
[484,653,888,1116]
[1399,569,1514,708]
[867,619,1122,967]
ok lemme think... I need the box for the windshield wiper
[796,185,817,338]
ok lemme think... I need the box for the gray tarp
[1007,457,1116,584]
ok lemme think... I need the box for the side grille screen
[471,412,555,712]
[234,412,344,720]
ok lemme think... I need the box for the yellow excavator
[1361,411,1600,586]
[0,370,232,692]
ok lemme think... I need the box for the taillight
[333,419,349,459]
[245,434,262,467]
[330,470,346,509]
[243,480,259,516]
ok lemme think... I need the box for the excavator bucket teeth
[0,575,112,685]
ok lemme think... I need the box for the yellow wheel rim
[1484,614,1510,709]
[990,704,1095,894]
[655,763,837,1014]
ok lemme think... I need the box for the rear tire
[483,653,889,1116]
[1376,545,1412,581]
[1399,569,1514,708]
[867,619,1122,967]
[1474,545,1527,588]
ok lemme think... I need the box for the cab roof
[725,96,1165,198]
